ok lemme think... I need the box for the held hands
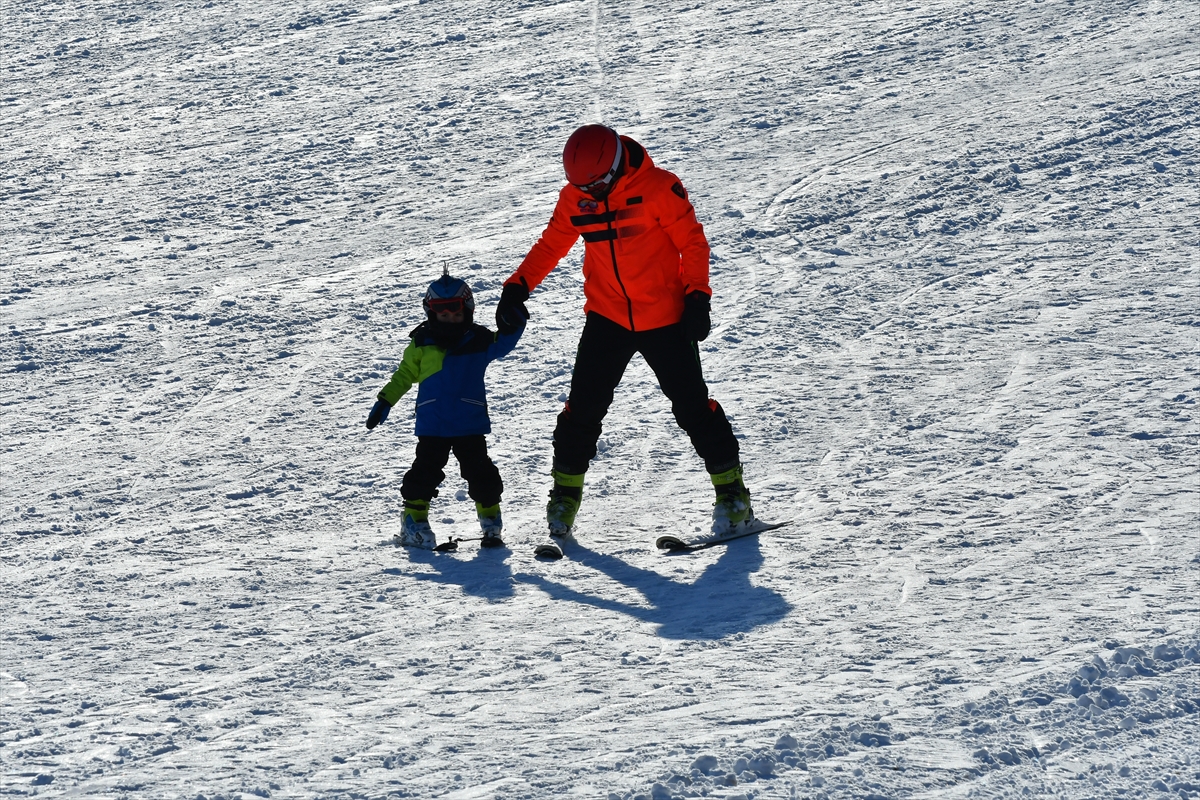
[682,291,712,342]
[366,398,391,430]
[495,280,530,335]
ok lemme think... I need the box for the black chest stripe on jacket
[570,211,618,226]
[582,229,618,242]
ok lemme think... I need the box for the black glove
[366,398,391,430]
[682,291,711,342]
[495,280,530,335]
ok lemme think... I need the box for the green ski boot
[546,469,584,538]
[476,502,504,548]
[709,464,755,538]
[398,499,437,550]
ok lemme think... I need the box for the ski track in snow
[2,0,1198,797]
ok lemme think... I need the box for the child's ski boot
[476,502,504,548]
[398,499,437,550]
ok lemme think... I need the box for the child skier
[366,269,524,550]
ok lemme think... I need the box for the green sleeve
[377,341,421,406]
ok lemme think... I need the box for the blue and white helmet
[423,266,474,323]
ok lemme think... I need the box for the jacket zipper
[603,196,636,331]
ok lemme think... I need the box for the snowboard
[655,519,792,553]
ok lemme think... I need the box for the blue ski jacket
[376,322,522,437]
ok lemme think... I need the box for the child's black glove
[495,280,530,335]
[682,291,711,342]
[366,399,391,430]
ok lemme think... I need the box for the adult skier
[494,124,754,543]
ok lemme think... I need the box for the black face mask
[426,318,467,348]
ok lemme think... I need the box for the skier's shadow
[385,542,516,601]
[515,536,791,640]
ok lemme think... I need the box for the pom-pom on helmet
[563,124,623,197]
[423,265,474,324]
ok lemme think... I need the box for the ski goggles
[427,297,466,314]
[573,137,624,195]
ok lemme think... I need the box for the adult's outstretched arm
[507,190,580,293]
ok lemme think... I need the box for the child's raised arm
[487,323,524,361]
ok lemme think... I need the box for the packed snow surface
[2,0,1198,797]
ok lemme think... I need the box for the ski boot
[709,463,755,539]
[546,469,584,538]
[398,499,437,550]
[476,502,504,548]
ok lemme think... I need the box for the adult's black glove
[682,290,711,342]
[366,398,391,430]
[495,279,530,335]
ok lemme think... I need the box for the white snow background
[2,0,1198,797]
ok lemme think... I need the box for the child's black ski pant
[401,435,502,506]
[552,311,739,475]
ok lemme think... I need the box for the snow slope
[2,0,1198,797]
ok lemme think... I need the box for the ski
[533,542,562,559]
[433,536,473,552]
[534,532,573,560]
[390,535,505,552]
[432,535,506,552]
[656,520,792,553]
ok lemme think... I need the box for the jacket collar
[411,321,481,349]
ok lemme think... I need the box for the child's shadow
[515,537,791,640]
[385,543,516,601]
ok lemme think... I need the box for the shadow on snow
[378,536,791,639]
[383,542,517,601]
[516,536,791,640]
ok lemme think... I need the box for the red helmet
[563,124,624,195]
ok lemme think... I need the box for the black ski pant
[401,435,503,506]
[553,312,739,475]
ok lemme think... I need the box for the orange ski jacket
[506,137,711,332]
